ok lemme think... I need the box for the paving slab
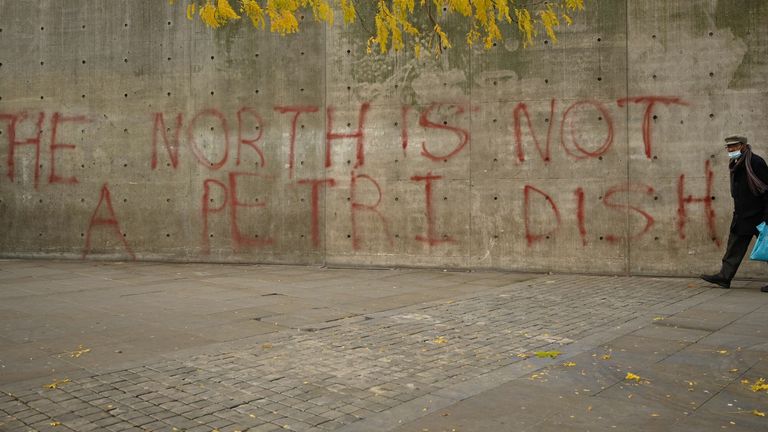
[1,260,767,432]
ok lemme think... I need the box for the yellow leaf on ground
[752,409,765,417]
[716,350,728,355]
[262,343,272,349]
[562,362,576,367]
[601,353,612,360]
[535,351,562,359]
[50,421,61,426]
[625,372,642,382]
[433,336,448,344]
[729,368,739,373]
[515,353,530,359]
[652,317,664,321]
[44,379,70,390]
[69,345,91,358]
[750,378,768,392]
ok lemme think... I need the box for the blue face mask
[728,150,742,159]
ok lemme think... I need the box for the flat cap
[725,135,748,145]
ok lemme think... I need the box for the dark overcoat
[729,152,768,235]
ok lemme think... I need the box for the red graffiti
[150,112,182,169]
[229,172,274,251]
[560,100,614,159]
[274,105,318,179]
[574,187,587,246]
[350,171,393,250]
[200,174,276,254]
[419,103,471,162]
[617,96,689,159]
[524,185,561,246]
[326,102,371,169]
[677,160,720,247]
[513,99,555,163]
[411,172,455,246]
[0,112,44,189]
[296,178,337,248]
[602,183,656,242]
[82,183,134,260]
[201,178,228,254]
[401,105,411,155]
[187,109,229,170]
[49,113,89,185]
[236,107,265,167]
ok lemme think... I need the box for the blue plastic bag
[750,222,768,261]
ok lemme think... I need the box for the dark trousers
[719,230,757,281]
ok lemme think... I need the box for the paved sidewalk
[0,260,767,432]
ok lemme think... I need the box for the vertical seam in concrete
[624,0,631,276]
[468,43,473,269]
[322,23,328,267]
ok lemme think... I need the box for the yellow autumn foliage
[175,0,586,55]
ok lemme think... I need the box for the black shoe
[700,274,731,289]
[761,285,768,293]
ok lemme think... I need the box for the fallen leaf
[587,406,593,412]
[752,409,765,417]
[69,345,91,358]
[651,413,660,417]
[433,336,448,345]
[441,412,450,417]
[750,378,768,392]
[50,421,61,426]
[729,368,739,373]
[716,350,728,355]
[44,379,70,390]
[535,351,562,359]
[601,354,612,360]
[261,343,273,349]
[625,372,642,382]
[515,353,530,359]
[653,317,665,321]
[562,362,577,367]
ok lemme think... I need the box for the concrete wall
[1,0,767,277]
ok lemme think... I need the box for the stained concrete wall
[1,1,767,277]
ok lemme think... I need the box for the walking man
[701,135,768,292]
